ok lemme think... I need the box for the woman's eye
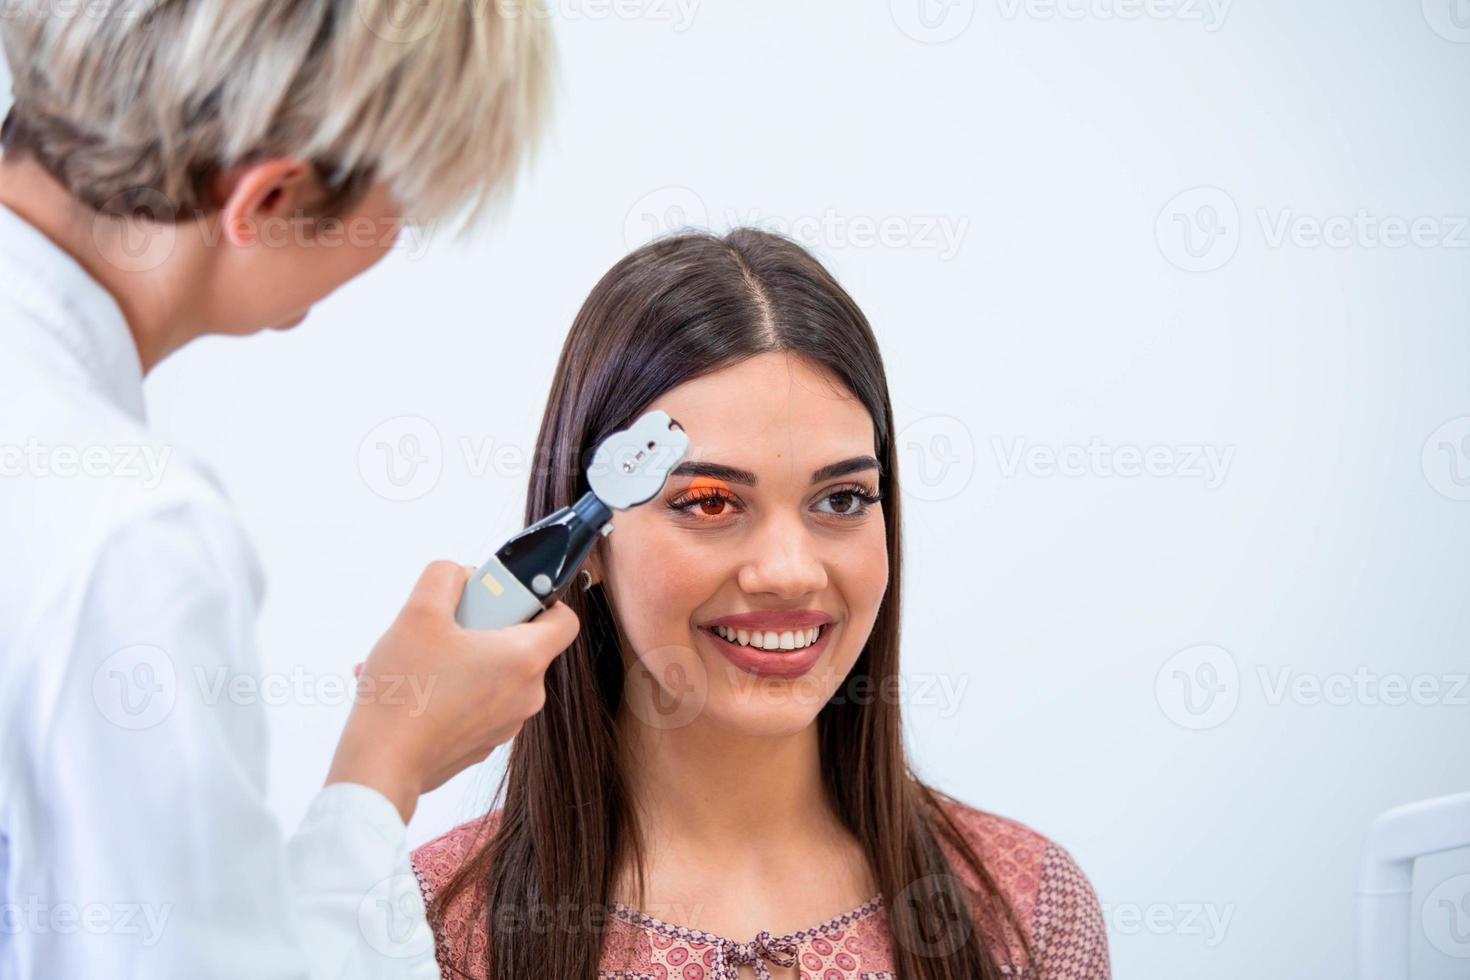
[814,486,882,518]
[668,489,740,520]
[669,485,881,521]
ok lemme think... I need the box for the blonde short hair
[0,0,554,226]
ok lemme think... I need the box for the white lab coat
[0,203,439,979]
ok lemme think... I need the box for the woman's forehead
[646,354,875,479]
[668,452,883,491]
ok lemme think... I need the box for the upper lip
[701,610,835,631]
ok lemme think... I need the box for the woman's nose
[735,515,828,599]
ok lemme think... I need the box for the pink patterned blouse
[412,798,1110,980]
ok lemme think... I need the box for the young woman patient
[412,229,1110,979]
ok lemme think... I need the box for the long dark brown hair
[430,228,1032,979]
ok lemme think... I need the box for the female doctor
[0,1,575,976]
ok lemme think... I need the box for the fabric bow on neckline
[714,929,800,979]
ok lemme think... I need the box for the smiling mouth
[705,623,826,652]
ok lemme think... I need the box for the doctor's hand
[324,560,580,824]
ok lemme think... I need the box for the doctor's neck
[0,156,219,374]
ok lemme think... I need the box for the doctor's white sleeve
[23,499,439,979]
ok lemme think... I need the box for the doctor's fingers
[463,601,580,673]
[400,560,472,623]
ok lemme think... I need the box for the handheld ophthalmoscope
[455,410,690,630]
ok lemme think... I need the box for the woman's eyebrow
[811,455,881,482]
[668,455,881,487]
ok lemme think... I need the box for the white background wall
[9,2,1469,977]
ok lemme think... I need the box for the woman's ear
[214,158,314,248]
[584,547,605,587]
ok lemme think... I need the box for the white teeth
[713,624,824,651]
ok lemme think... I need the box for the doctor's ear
[212,158,316,248]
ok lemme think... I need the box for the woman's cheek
[618,531,713,639]
[850,523,890,635]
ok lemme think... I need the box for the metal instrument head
[587,410,690,510]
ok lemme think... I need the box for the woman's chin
[701,668,837,735]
